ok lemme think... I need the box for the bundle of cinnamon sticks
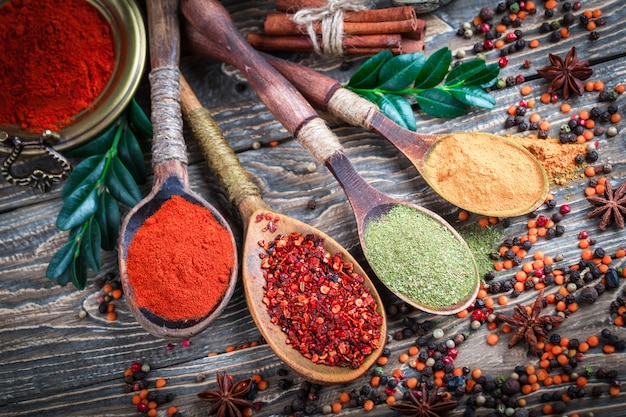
[246,0,427,56]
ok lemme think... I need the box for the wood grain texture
[1,0,626,416]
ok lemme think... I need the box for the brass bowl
[0,0,147,155]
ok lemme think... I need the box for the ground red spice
[260,231,383,368]
[126,196,235,321]
[0,0,115,131]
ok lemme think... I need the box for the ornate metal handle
[1,130,71,192]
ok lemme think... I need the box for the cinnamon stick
[275,1,418,24]
[264,13,425,38]
[246,32,424,55]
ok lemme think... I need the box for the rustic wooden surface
[1,0,625,416]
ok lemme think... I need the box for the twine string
[291,0,368,56]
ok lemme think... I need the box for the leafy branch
[46,99,152,289]
[344,47,501,131]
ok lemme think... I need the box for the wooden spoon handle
[147,0,187,170]
[179,75,265,210]
[181,0,342,164]
[261,53,380,131]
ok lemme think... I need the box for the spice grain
[363,205,478,310]
[126,196,235,321]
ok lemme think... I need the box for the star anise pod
[496,289,564,354]
[587,180,626,230]
[197,372,254,417]
[537,46,593,99]
[389,383,458,417]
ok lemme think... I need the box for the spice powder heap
[126,196,235,321]
[423,132,546,214]
[363,204,478,310]
[261,232,383,368]
[0,0,115,131]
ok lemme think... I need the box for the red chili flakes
[260,232,383,368]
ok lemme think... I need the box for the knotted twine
[291,0,368,56]
[149,66,188,166]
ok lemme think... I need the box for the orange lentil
[370,375,380,387]
[583,9,593,18]
[486,333,499,346]
[495,39,505,49]
[257,379,268,390]
[616,83,625,94]
[376,356,388,366]
[473,16,483,25]
[147,409,157,417]
[602,255,613,264]
[594,80,605,91]
[155,378,167,388]
[167,406,178,416]
[545,0,557,9]
[106,312,117,321]
[496,24,507,33]
[502,259,514,270]
[540,92,551,104]
[557,354,569,366]
[453,368,464,377]
[585,80,595,92]
[508,105,518,115]
[579,239,591,249]
[552,374,563,385]
[514,282,525,293]
[559,27,570,38]
[585,119,595,129]
[611,113,621,123]
[520,85,532,96]
[398,353,409,363]
[484,297,495,309]
[477,217,490,227]
[603,344,615,354]
[555,301,567,312]
[586,21,596,31]
[526,98,536,108]
[536,368,549,380]
[515,270,528,282]
[148,401,158,410]
[616,248,626,258]
[498,295,508,305]
[112,288,123,299]
[529,113,541,123]
[529,38,539,48]
[517,10,527,19]
[584,186,597,196]
[609,385,621,396]
[598,264,609,274]
[587,335,600,348]
[339,391,351,403]
[579,110,590,119]
[539,120,551,131]
[408,345,419,356]
[567,302,579,313]
[542,403,554,415]
[465,379,476,393]
[405,377,418,389]
[457,210,469,222]
[363,399,375,411]
[477,288,488,299]
[582,130,594,141]
[102,283,113,293]
[521,384,533,395]
[332,402,343,413]
[386,395,396,405]
[501,323,512,334]
[545,293,556,304]
[554,275,565,285]
[560,102,571,113]
[592,8,602,18]
[131,394,142,405]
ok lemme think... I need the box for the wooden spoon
[259,54,550,218]
[178,74,387,384]
[180,0,479,314]
[117,0,238,339]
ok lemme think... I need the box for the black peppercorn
[550,31,562,42]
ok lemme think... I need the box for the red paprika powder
[0,0,115,131]
[126,196,235,321]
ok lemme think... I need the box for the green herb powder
[363,204,478,309]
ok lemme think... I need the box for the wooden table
[2,0,625,416]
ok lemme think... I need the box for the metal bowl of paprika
[0,0,146,187]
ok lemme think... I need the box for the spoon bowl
[179,74,386,384]
[258,53,550,218]
[118,0,238,339]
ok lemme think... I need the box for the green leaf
[71,250,89,290]
[378,52,426,91]
[448,86,497,108]
[46,239,78,280]
[95,192,120,251]
[61,155,106,200]
[128,98,153,138]
[460,63,501,87]
[376,94,416,131]
[414,47,452,89]
[416,88,468,118]
[117,125,147,184]
[82,219,101,273]
[106,156,142,207]
[445,59,487,86]
[57,183,100,230]
[346,50,393,89]
[64,122,117,157]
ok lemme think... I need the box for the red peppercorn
[442,355,455,364]
[536,215,548,227]
[516,74,525,84]
[560,204,572,214]
[447,347,459,358]
[534,268,545,277]
[519,99,528,107]
[130,362,142,372]
[471,309,485,322]
[137,402,148,413]
[505,32,518,42]
[479,23,491,32]
[484,39,495,50]
[578,230,589,239]
[498,57,509,67]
